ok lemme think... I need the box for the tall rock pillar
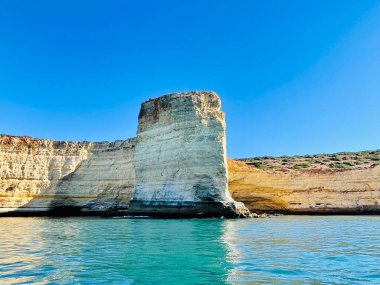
[128,91,250,217]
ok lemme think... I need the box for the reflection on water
[222,216,380,284]
[0,216,379,284]
[0,218,231,285]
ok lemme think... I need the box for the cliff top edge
[142,91,218,104]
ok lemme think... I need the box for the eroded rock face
[3,91,380,217]
[0,91,250,217]
[50,139,136,213]
[129,92,250,217]
[0,135,136,214]
[228,158,380,214]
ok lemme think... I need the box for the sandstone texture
[0,91,250,218]
[2,91,379,216]
[0,135,136,214]
[228,158,380,214]
[51,139,136,213]
[130,92,249,217]
[0,135,90,213]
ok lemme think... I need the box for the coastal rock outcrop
[129,92,250,217]
[228,158,380,214]
[50,139,136,213]
[2,91,379,216]
[0,135,136,214]
[0,91,250,218]
[0,136,90,213]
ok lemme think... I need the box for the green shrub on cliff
[329,162,352,169]
[292,163,310,169]
[330,155,341,161]
[252,162,270,170]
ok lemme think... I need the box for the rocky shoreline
[228,158,380,214]
[1,91,379,217]
[0,92,250,218]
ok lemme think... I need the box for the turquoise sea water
[0,216,379,285]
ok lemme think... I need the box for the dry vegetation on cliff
[239,150,380,172]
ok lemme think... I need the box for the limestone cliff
[228,158,380,214]
[0,91,250,218]
[0,135,136,214]
[2,91,379,216]
[50,139,136,213]
[130,92,249,217]
[0,135,90,213]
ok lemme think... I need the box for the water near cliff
[0,217,379,285]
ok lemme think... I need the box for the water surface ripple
[0,216,379,284]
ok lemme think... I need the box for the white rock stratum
[2,91,380,216]
[0,136,136,215]
[0,91,250,218]
[129,92,250,217]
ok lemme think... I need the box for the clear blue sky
[1,1,380,158]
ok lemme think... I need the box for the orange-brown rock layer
[228,158,380,214]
